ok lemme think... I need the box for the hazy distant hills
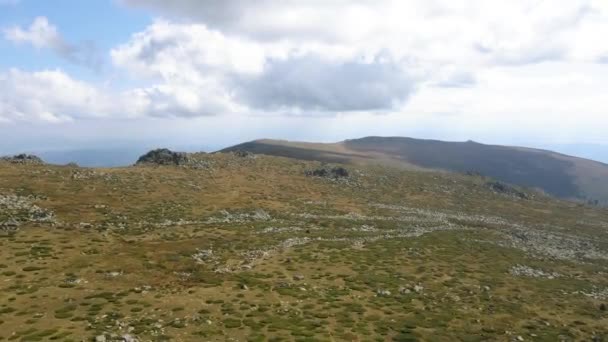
[222,136,608,203]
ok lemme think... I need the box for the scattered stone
[192,249,217,264]
[293,274,305,281]
[95,335,107,342]
[376,289,391,296]
[0,194,56,230]
[240,284,249,290]
[399,286,411,294]
[70,169,116,181]
[232,150,255,158]
[204,209,272,224]
[510,264,561,279]
[105,271,123,278]
[413,285,424,293]
[121,334,137,342]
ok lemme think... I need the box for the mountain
[221,136,608,204]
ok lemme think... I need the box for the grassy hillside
[0,152,607,341]
[222,137,608,204]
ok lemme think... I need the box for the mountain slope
[222,136,608,203]
[0,152,607,340]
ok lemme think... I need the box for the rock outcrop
[0,154,44,165]
[305,166,349,179]
[486,181,528,199]
[136,149,189,166]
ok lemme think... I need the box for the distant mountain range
[222,136,608,204]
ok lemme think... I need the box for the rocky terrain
[0,150,606,341]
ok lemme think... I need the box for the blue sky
[1,0,608,165]
[0,1,148,79]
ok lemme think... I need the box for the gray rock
[95,335,106,342]
[376,289,391,296]
[121,334,138,342]
[399,286,411,294]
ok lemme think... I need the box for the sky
[1,0,608,165]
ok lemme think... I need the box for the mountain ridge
[221,136,608,204]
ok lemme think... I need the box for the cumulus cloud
[111,20,416,114]
[3,17,102,70]
[112,20,269,80]
[0,69,117,122]
[236,55,414,112]
[121,0,608,65]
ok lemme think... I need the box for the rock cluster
[305,166,349,179]
[136,148,190,166]
[0,154,44,165]
[509,264,561,279]
[232,150,256,158]
[204,209,272,224]
[0,194,55,231]
[486,181,528,199]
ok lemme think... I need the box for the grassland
[0,153,607,341]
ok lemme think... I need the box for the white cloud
[108,0,608,122]
[0,68,127,123]
[3,17,101,70]
[112,20,268,79]
[236,55,414,112]
[111,20,418,114]
[4,16,60,49]
[121,0,608,65]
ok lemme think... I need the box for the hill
[0,151,606,340]
[222,136,608,204]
